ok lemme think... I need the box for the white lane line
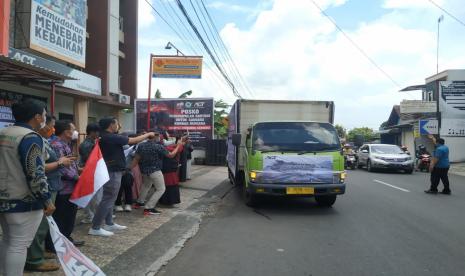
[373,179,410,193]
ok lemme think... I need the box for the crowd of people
[0,99,194,275]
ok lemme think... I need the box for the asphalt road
[157,169,465,276]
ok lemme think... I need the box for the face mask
[72,130,79,141]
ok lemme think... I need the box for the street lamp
[436,15,444,74]
[165,42,185,56]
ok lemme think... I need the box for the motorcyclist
[401,145,410,155]
[415,145,430,170]
[343,144,355,156]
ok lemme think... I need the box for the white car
[357,144,414,174]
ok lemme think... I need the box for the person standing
[79,123,101,224]
[26,115,74,272]
[0,99,55,276]
[49,120,84,247]
[89,117,154,237]
[160,136,185,207]
[185,137,194,180]
[131,132,183,215]
[425,137,451,195]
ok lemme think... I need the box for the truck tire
[243,187,257,207]
[315,195,337,207]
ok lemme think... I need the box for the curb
[102,179,233,276]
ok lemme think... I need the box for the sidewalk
[24,165,228,276]
[450,162,465,177]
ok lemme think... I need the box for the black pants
[430,167,451,192]
[115,176,133,205]
[45,193,78,252]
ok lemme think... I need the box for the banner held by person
[47,217,105,276]
[70,140,109,208]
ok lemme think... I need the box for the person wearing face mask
[26,115,75,272]
[49,120,84,248]
[89,117,155,237]
[0,99,55,276]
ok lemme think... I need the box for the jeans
[430,167,450,192]
[115,178,133,206]
[92,171,122,229]
[0,210,43,276]
[26,192,57,266]
[140,171,166,209]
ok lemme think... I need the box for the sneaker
[133,202,145,209]
[80,218,93,224]
[115,205,124,212]
[88,228,114,237]
[103,223,127,231]
[124,204,132,212]
[144,208,161,215]
[424,190,438,194]
[440,190,451,195]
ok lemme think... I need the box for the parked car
[357,144,414,174]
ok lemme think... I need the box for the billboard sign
[135,98,213,147]
[439,81,465,136]
[152,56,203,79]
[419,119,438,135]
[0,90,47,129]
[30,0,87,67]
[400,100,437,114]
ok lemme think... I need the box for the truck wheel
[315,195,337,207]
[367,160,373,172]
[243,186,257,207]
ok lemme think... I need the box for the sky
[136,0,465,130]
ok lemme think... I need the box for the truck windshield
[252,122,340,152]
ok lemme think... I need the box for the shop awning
[0,55,73,82]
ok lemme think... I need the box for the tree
[379,121,389,130]
[214,100,230,139]
[335,124,347,138]
[155,89,162,99]
[347,127,376,143]
[153,89,192,99]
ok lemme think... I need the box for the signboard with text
[30,0,87,67]
[419,119,438,135]
[439,81,465,136]
[400,100,437,114]
[135,98,213,147]
[0,90,47,129]
[152,56,203,79]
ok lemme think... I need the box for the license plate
[286,187,314,195]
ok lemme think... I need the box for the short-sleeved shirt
[136,141,169,175]
[100,131,129,172]
[433,145,450,168]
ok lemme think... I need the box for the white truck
[227,99,345,207]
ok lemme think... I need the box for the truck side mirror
[232,133,242,146]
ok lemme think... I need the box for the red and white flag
[70,141,109,208]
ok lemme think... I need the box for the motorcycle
[345,154,357,170]
[417,154,431,172]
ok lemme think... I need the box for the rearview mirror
[232,133,242,147]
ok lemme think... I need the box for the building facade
[0,0,137,134]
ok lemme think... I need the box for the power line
[309,0,402,89]
[427,0,465,28]
[175,0,242,98]
[198,0,256,98]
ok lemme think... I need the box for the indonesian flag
[70,141,109,208]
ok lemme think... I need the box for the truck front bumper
[247,182,346,196]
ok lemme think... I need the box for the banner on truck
[262,155,333,184]
[135,98,213,147]
[30,0,87,67]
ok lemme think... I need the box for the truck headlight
[249,171,262,182]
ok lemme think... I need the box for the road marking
[373,179,410,193]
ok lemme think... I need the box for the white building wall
[444,137,465,163]
[401,130,415,155]
[108,0,120,94]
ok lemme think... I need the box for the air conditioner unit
[119,94,131,105]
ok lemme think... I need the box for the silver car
[357,144,414,174]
